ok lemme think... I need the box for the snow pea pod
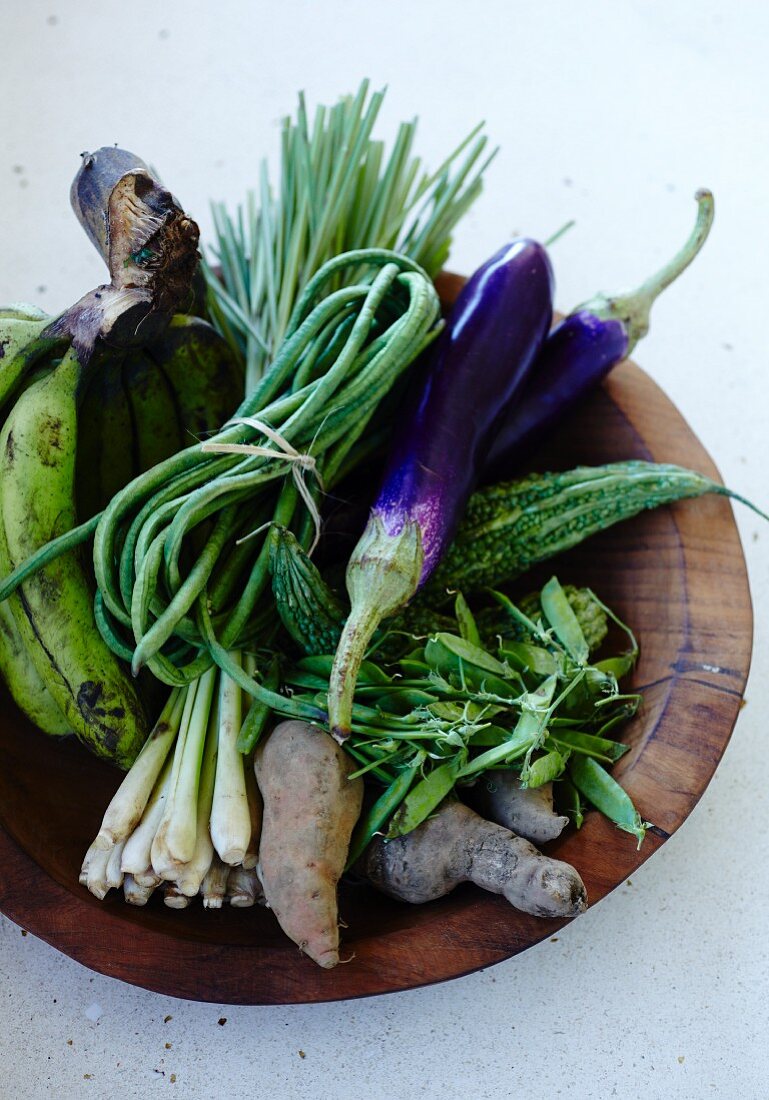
[346,758,423,868]
[569,754,648,846]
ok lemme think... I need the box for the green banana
[150,316,244,441]
[0,346,149,767]
[0,305,64,414]
[0,308,71,731]
[76,354,140,521]
[75,317,242,519]
[0,597,70,736]
[123,345,186,472]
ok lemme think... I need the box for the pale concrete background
[1,1,768,1096]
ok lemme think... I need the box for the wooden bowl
[0,297,753,1004]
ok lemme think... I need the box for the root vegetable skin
[255,720,364,969]
[362,801,587,919]
[463,772,569,844]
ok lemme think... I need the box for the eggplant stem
[583,188,714,353]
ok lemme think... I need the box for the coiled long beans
[83,249,441,687]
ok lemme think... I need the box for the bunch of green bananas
[0,306,244,766]
[0,147,244,769]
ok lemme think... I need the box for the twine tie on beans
[201,417,324,553]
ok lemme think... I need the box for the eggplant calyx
[577,188,714,355]
[328,516,423,742]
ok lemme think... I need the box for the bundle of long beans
[88,250,442,690]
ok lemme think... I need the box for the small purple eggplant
[328,239,554,739]
[485,189,714,477]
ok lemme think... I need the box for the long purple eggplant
[328,239,554,739]
[484,189,714,478]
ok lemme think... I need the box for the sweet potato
[362,800,586,918]
[463,771,568,844]
[254,720,364,968]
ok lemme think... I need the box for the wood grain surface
[0,288,753,1004]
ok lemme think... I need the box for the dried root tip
[163,883,191,909]
[123,874,156,906]
[226,867,263,908]
[201,856,230,909]
[133,868,162,889]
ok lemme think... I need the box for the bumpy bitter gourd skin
[363,800,586,918]
[269,524,456,658]
[427,462,725,597]
[269,526,347,655]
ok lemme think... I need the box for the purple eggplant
[328,239,554,739]
[484,189,714,478]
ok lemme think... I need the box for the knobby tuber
[362,800,586,918]
[463,771,568,844]
[255,720,364,968]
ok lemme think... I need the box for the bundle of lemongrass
[204,79,494,391]
[80,655,264,909]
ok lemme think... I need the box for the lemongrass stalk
[164,666,217,860]
[85,845,112,900]
[226,866,262,908]
[201,855,230,909]
[80,839,101,884]
[176,694,219,897]
[105,841,126,890]
[153,669,216,874]
[121,756,174,875]
[163,883,191,909]
[93,689,185,850]
[123,874,156,906]
[242,761,263,871]
[150,680,199,874]
[210,652,251,865]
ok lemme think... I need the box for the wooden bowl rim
[0,360,753,1005]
